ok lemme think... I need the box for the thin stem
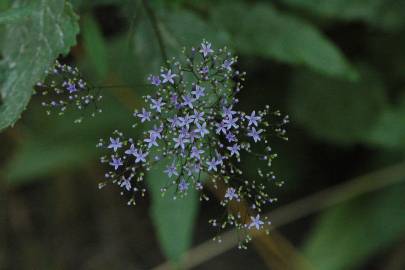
[152,161,405,270]
[142,0,168,63]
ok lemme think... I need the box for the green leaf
[5,93,134,186]
[211,2,357,79]
[283,0,405,31]
[0,5,33,24]
[161,8,230,49]
[365,94,405,149]
[147,159,199,264]
[0,0,79,131]
[304,183,405,270]
[288,65,387,144]
[6,140,93,185]
[82,14,108,79]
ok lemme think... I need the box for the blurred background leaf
[147,159,199,265]
[304,183,405,270]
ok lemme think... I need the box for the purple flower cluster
[98,41,289,247]
[35,60,102,123]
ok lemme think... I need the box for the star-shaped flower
[150,97,165,113]
[161,69,177,84]
[124,144,137,156]
[199,41,214,57]
[227,143,240,156]
[224,187,238,201]
[246,111,261,127]
[134,149,148,163]
[195,122,209,138]
[190,146,204,160]
[178,179,189,192]
[215,121,227,135]
[137,108,151,123]
[192,85,205,99]
[148,75,161,86]
[120,176,132,191]
[182,95,194,109]
[247,127,263,143]
[109,156,123,170]
[248,214,264,230]
[108,137,122,152]
[165,163,179,178]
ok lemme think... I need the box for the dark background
[1,0,405,269]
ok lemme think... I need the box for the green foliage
[211,2,357,79]
[0,0,79,131]
[366,94,405,149]
[282,0,405,31]
[147,159,199,264]
[82,14,108,79]
[304,183,405,270]
[288,65,387,144]
[0,5,33,24]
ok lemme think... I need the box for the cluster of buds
[35,60,102,123]
[97,41,288,247]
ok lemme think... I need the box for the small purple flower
[108,137,122,152]
[148,75,161,86]
[66,82,77,93]
[178,114,193,128]
[200,66,209,74]
[144,134,158,148]
[226,132,237,142]
[125,144,137,156]
[195,122,209,138]
[165,163,178,177]
[224,116,239,130]
[109,156,123,170]
[161,69,177,84]
[168,116,181,128]
[247,127,263,143]
[192,85,205,99]
[120,176,132,191]
[173,135,188,150]
[149,126,162,139]
[199,41,214,57]
[134,149,148,163]
[190,146,204,160]
[178,179,189,192]
[223,106,237,118]
[170,93,179,105]
[207,158,219,172]
[222,59,234,71]
[192,110,204,123]
[224,187,238,201]
[182,95,194,109]
[248,214,264,230]
[215,121,227,135]
[246,111,261,127]
[150,97,165,113]
[137,108,151,123]
[227,143,240,156]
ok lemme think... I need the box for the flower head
[98,41,288,247]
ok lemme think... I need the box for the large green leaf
[0,0,79,131]
[288,65,387,144]
[283,0,405,31]
[304,183,405,270]
[211,2,357,79]
[147,159,199,264]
